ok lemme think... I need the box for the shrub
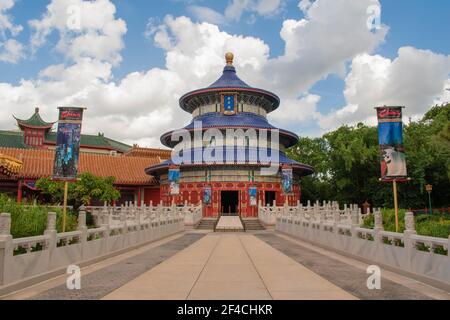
[362,208,406,232]
[0,194,77,239]
[361,207,450,238]
[416,220,450,239]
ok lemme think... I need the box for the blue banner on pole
[52,107,84,180]
[168,168,180,195]
[376,107,407,180]
[203,187,212,205]
[249,187,257,206]
[281,168,293,194]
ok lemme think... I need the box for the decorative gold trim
[0,154,23,176]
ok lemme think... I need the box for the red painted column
[17,180,23,204]
[137,187,142,206]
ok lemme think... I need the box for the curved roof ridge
[208,65,251,89]
[14,108,55,129]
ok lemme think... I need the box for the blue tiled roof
[179,64,280,113]
[187,112,276,130]
[145,147,314,177]
[160,112,299,148]
[208,65,250,88]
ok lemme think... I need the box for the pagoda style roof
[145,147,314,177]
[179,53,280,113]
[0,129,132,153]
[160,112,299,148]
[14,108,55,130]
[124,146,172,160]
[0,147,162,185]
[44,132,132,153]
[208,65,250,89]
[0,130,30,149]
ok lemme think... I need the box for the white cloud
[224,0,284,21]
[269,94,321,125]
[0,0,448,148]
[144,17,162,40]
[298,0,312,13]
[187,5,227,25]
[0,0,388,145]
[29,0,127,65]
[0,38,23,63]
[0,0,23,63]
[0,0,22,37]
[255,0,283,16]
[187,0,284,24]
[224,0,252,21]
[264,0,388,98]
[319,47,450,130]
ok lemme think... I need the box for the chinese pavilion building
[146,53,314,217]
[0,108,171,204]
[4,107,132,155]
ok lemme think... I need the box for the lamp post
[425,184,433,215]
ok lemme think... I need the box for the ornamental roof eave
[160,127,299,149]
[145,161,314,177]
[179,87,280,114]
[0,153,23,177]
[144,147,314,177]
[14,108,56,130]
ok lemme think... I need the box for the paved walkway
[2,231,448,300]
[103,233,356,300]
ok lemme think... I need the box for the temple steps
[196,218,218,230]
[242,218,266,231]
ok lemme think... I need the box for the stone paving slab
[28,233,205,300]
[239,235,356,300]
[104,233,357,300]
[215,216,244,231]
[256,233,434,300]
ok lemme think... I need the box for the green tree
[36,173,121,210]
[287,103,450,209]
[287,137,333,202]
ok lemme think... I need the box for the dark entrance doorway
[221,191,239,215]
[265,191,276,206]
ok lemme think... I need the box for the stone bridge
[0,202,448,300]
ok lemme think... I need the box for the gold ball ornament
[225,52,234,65]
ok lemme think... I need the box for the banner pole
[63,181,69,233]
[393,180,399,232]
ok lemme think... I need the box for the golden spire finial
[225,52,234,66]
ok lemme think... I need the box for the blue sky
[0,0,449,146]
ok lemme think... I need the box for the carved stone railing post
[404,211,417,269]
[0,213,13,286]
[404,211,416,235]
[351,208,359,238]
[44,212,57,267]
[100,205,111,253]
[101,205,109,226]
[78,209,88,259]
[136,204,142,230]
[333,208,340,233]
[448,235,450,261]
[374,209,383,231]
[373,208,383,248]
[120,205,127,235]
